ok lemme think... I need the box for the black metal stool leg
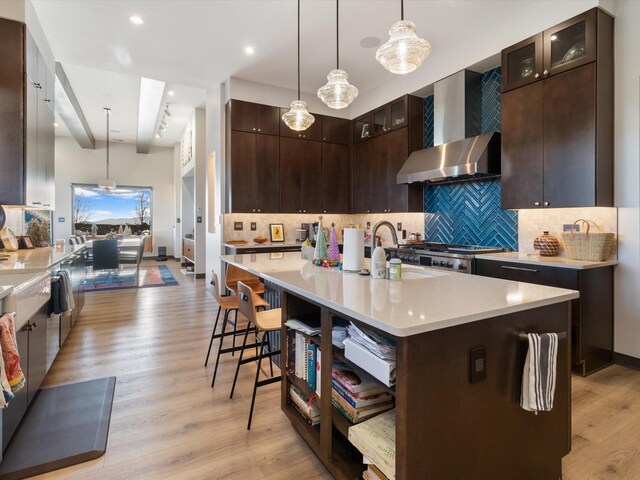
[211,309,230,388]
[231,309,238,356]
[204,306,221,367]
[230,320,253,399]
[264,331,274,377]
[247,332,267,430]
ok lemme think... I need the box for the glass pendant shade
[282,100,315,131]
[317,69,358,109]
[376,20,432,74]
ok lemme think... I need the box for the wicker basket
[561,219,614,261]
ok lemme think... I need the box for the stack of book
[289,385,320,426]
[348,409,396,480]
[291,332,322,396]
[331,362,393,424]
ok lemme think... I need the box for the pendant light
[97,107,116,191]
[282,0,315,131]
[376,0,432,75]
[317,0,358,109]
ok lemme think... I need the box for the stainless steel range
[388,242,507,274]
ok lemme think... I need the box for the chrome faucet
[371,221,399,248]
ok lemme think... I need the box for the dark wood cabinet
[0,18,55,209]
[351,95,423,213]
[279,108,322,142]
[501,33,543,93]
[228,99,279,135]
[501,8,613,210]
[2,327,28,451]
[321,116,349,145]
[321,143,350,213]
[280,137,322,213]
[475,259,614,376]
[502,8,599,93]
[352,141,372,213]
[228,130,280,213]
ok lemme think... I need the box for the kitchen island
[222,252,579,479]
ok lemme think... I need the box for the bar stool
[230,281,281,430]
[207,273,268,389]
[225,264,265,295]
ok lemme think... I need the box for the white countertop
[0,286,13,302]
[0,245,86,274]
[224,241,304,250]
[222,252,579,337]
[475,252,619,270]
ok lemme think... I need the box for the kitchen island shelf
[225,252,577,479]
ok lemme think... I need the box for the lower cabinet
[475,259,613,376]
[2,304,48,450]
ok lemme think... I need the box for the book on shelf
[348,409,396,480]
[332,380,391,408]
[307,343,316,390]
[315,348,322,397]
[332,361,388,396]
[290,385,320,426]
[363,464,390,480]
[332,389,393,424]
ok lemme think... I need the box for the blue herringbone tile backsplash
[423,66,518,250]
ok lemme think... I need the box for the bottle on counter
[371,240,387,279]
[389,258,402,280]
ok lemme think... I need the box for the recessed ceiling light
[129,15,144,25]
[360,36,381,48]
[167,90,175,97]
[53,122,58,127]
[155,133,160,138]
[244,46,255,55]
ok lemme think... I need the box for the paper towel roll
[343,228,364,272]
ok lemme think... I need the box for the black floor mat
[0,377,116,480]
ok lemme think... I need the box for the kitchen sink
[401,267,448,279]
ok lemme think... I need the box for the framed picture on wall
[270,224,285,243]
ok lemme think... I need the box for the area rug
[0,377,116,480]
[81,265,179,292]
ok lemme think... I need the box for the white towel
[521,333,558,413]
[60,270,75,316]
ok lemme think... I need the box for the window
[72,184,152,236]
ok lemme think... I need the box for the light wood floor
[32,260,640,479]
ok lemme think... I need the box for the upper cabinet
[321,116,350,145]
[228,99,280,135]
[279,108,322,141]
[502,9,598,93]
[351,95,424,213]
[501,8,613,209]
[225,99,350,213]
[0,19,55,209]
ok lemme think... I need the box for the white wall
[53,136,176,256]
[205,83,225,286]
[613,0,640,358]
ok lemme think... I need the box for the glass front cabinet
[502,9,597,93]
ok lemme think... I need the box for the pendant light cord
[297,0,301,100]
[336,0,339,69]
[401,0,404,20]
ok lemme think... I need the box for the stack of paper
[347,322,396,360]
[332,362,393,423]
[285,318,321,336]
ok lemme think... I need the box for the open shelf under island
[222,252,579,480]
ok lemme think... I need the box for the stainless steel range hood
[397,70,501,184]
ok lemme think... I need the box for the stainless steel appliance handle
[501,265,539,273]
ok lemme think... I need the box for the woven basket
[561,219,614,262]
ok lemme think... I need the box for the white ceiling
[32,0,582,147]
